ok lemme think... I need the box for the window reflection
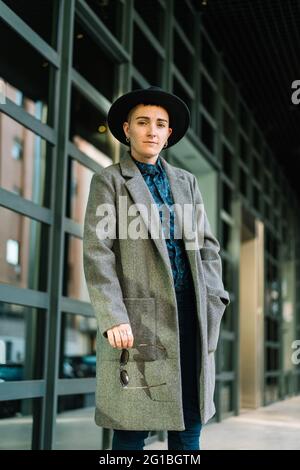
[0,112,52,207]
[63,236,89,302]
[70,87,114,158]
[59,313,96,380]
[0,303,45,382]
[0,18,52,124]
[0,398,40,449]
[0,208,49,291]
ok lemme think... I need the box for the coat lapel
[119,151,196,282]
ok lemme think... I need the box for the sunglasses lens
[120,348,129,366]
[120,369,129,387]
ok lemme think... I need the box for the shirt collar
[132,155,164,177]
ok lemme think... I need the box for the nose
[146,122,157,138]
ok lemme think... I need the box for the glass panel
[0,207,49,291]
[239,166,248,198]
[222,300,234,332]
[222,181,233,214]
[133,24,162,85]
[63,235,89,302]
[0,398,40,449]
[174,0,194,43]
[66,160,95,225]
[173,30,193,84]
[86,0,123,41]
[223,71,236,110]
[223,108,235,144]
[73,18,116,101]
[221,381,234,413]
[221,220,232,253]
[239,101,249,134]
[59,313,96,379]
[0,302,45,381]
[221,338,234,371]
[55,397,101,449]
[202,74,216,118]
[222,144,233,180]
[70,87,114,158]
[201,33,216,79]
[2,0,57,47]
[201,114,215,154]
[0,113,52,207]
[265,376,279,403]
[173,77,192,116]
[239,133,249,166]
[134,0,164,42]
[0,19,53,125]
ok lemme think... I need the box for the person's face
[123,104,173,163]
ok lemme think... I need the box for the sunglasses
[119,344,166,389]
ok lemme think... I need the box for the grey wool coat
[83,150,230,431]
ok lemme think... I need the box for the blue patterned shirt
[132,154,191,291]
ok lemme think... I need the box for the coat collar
[119,151,196,283]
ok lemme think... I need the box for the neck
[129,149,159,165]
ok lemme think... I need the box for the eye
[138,121,147,125]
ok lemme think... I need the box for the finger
[113,328,122,349]
[126,330,134,348]
[107,329,116,348]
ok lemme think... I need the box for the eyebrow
[135,116,168,123]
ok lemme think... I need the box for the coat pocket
[207,288,227,353]
[123,297,157,361]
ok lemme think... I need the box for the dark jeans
[112,284,202,450]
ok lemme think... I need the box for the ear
[168,127,173,138]
[123,121,129,138]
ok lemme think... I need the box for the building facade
[0,0,299,450]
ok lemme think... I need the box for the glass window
[239,166,248,198]
[173,77,192,116]
[86,0,123,41]
[59,313,96,380]
[67,160,94,225]
[63,235,89,303]
[0,20,54,125]
[173,30,193,84]
[223,71,236,110]
[239,101,249,134]
[55,395,101,449]
[73,18,116,102]
[0,207,49,291]
[134,0,164,42]
[133,24,162,85]
[6,239,19,265]
[239,133,249,166]
[201,74,216,118]
[221,220,232,253]
[222,181,233,214]
[70,87,114,158]
[201,33,217,79]
[201,114,215,154]
[0,113,52,207]
[174,0,194,43]
[222,144,233,180]
[221,338,234,372]
[2,0,57,47]
[0,302,46,380]
[0,398,41,449]
[220,381,234,413]
[223,108,235,144]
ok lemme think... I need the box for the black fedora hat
[107,86,190,148]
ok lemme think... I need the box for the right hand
[106,323,134,349]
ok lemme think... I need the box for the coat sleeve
[191,174,230,306]
[83,172,130,337]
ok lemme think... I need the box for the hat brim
[107,88,190,148]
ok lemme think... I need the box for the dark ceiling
[193,0,300,202]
